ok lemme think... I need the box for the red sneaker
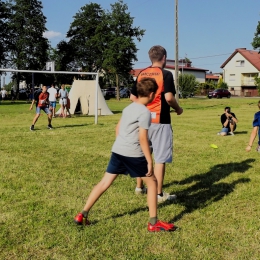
[74,213,90,226]
[148,220,176,232]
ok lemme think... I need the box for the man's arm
[139,127,153,177]
[164,92,183,115]
[230,113,238,124]
[221,114,229,128]
[129,80,138,102]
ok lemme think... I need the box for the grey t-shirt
[112,102,151,157]
[59,89,68,98]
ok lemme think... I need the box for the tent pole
[95,73,99,124]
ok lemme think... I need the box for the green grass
[0,97,260,260]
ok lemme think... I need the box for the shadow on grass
[169,158,254,222]
[53,124,91,129]
[233,131,248,135]
[98,159,254,224]
[0,101,28,106]
[110,110,122,114]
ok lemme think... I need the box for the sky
[2,0,260,85]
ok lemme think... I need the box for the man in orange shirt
[29,85,53,131]
[130,45,183,202]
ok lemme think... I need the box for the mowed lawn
[0,97,260,260]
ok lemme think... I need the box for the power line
[134,52,233,65]
[189,53,233,60]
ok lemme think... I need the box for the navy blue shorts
[106,152,148,178]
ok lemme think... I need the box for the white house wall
[223,52,259,89]
[165,68,206,83]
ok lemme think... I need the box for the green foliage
[102,0,144,99]
[48,44,75,85]
[0,0,12,68]
[3,81,13,91]
[179,73,199,98]
[65,2,105,74]
[254,76,260,94]
[252,21,260,52]
[7,0,49,89]
[54,0,144,98]
[217,77,228,89]
[199,80,218,95]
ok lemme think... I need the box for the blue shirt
[253,111,260,127]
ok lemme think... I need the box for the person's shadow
[95,159,253,224]
[169,159,254,222]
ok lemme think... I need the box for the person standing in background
[58,84,69,118]
[48,83,58,118]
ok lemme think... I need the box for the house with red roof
[221,48,260,97]
[205,73,220,84]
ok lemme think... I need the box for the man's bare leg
[154,163,165,195]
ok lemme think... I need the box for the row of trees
[0,0,145,98]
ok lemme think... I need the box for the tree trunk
[16,72,20,99]
[116,73,120,101]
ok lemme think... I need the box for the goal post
[0,68,100,124]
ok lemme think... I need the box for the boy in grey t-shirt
[74,78,176,232]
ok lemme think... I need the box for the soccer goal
[0,68,101,124]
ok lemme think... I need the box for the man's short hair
[225,106,231,110]
[148,45,167,63]
[136,78,158,97]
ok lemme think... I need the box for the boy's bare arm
[29,100,35,110]
[139,127,153,176]
[246,126,258,152]
[115,119,121,137]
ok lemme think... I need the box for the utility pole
[175,0,179,102]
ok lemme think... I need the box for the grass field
[0,97,260,260]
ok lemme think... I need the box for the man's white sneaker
[229,132,234,135]
[158,192,177,203]
[135,186,147,195]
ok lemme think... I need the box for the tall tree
[0,0,11,69]
[102,0,145,99]
[65,3,105,75]
[8,0,49,91]
[48,43,75,85]
[252,21,260,52]
[57,0,144,99]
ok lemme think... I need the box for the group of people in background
[29,83,71,131]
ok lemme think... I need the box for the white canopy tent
[56,80,113,116]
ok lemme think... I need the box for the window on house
[236,60,245,67]
[249,74,257,82]
[229,74,235,81]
